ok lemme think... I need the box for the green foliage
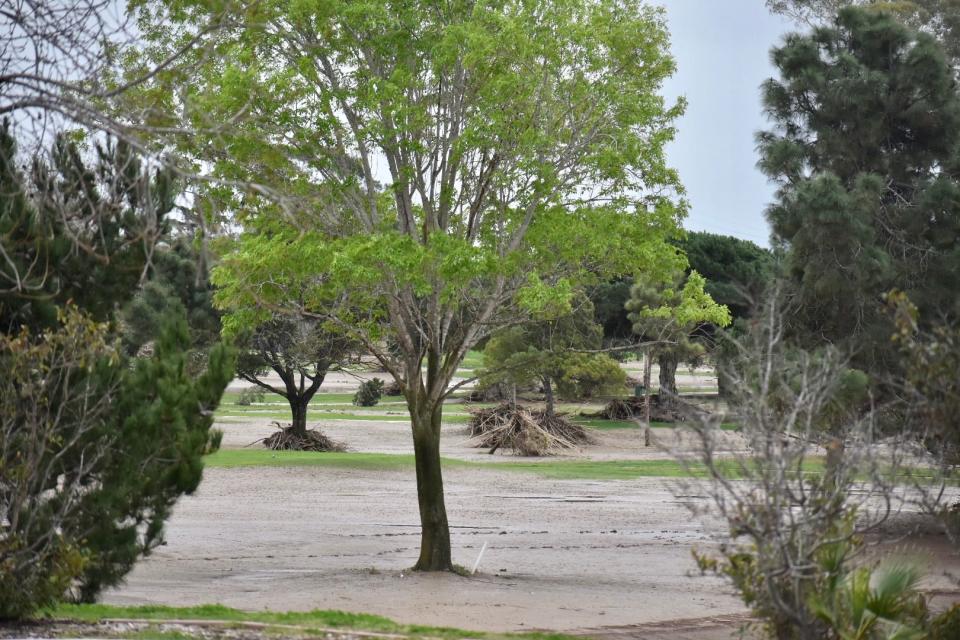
[0,308,116,618]
[0,123,232,616]
[681,232,777,319]
[121,238,222,359]
[229,313,357,435]
[0,307,233,617]
[930,605,960,640]
[353,378,385,407]
[810,560,929,640]
[480,295,625,409]
[149,0,689,570]
[888,290,960,464]
[0,121,176,331]
[589,279,635,343]
[767,1,960,67]
[236,387,265,406]
[627,270,730,396]
[760,7,960,374]
[554,352,627,400]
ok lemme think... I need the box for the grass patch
[45,603,579,640]
[204,449,805,481]
[571,418,669,430]
[205,450,481,472]
[214,410,472,424]
[571,417,741,431]
[222,391,359,405]
[461,349,484,370]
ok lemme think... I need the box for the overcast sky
[658,1,795,247]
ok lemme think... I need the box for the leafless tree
[671,294,916,639]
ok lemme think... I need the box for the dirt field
[100,404,960,640]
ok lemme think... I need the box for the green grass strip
[45,603,579,640]
[203,449,805,480]
[214,411,472,424]
[569,417,740,431]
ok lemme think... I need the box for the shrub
[383,379,403,396]
[353,378,385,407]
[0,308,232,618]
[237,387,266,406]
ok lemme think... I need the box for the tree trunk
[643,350,652,426]
[658,351,679,405]
[289,398,308,437]
[411,404,452,571]
[542,376,555,417]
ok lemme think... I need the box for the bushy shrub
[0,308,232,618]
[353,378,385,407]
[237,387,266,406]
[555,353,627,399]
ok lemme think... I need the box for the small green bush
[353,378,385,407]
[237,387,265,406]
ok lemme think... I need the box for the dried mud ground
[96,413,960,640]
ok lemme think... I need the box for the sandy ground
[103,413,960,639]
[103,453,746,636]
[226,361,721,395]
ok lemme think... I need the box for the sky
[658,1,796,247]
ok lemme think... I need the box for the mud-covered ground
[100,409,960,639]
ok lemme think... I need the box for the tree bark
[658,351,679,404]
[410,403,453,571]
[289,398,308,437]
[643,350,652,426]
[542,376,555,417]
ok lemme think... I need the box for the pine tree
[760,7,960,373]
[0,122,232,616]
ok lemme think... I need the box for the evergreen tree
[760,7,960,373]
[682,232,776,319]
[480,295,626,416]
[0,122,232,616]
[627,271,731,403]
[121,237,223,375]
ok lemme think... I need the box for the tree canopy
[760,7,960,373]
[479,294,626,415]
[162,0,692,571]
[627,270,731,400]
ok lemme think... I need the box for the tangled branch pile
[262,422,346,452]
[468,404,591,456]
[599,395,704,423]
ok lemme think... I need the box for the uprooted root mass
[468,403,591,456]
[598,395,704,423]
[262,422,347,452]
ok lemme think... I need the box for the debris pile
[597,395,704,423]
[468,404,591,456]
[262,422,347,452]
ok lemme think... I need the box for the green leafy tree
[759,7,960,375]
[590,233,773,355]
[480,295,626,415]
[626,271,731,404]
[186,0,689,571]
[233,315,356,439]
